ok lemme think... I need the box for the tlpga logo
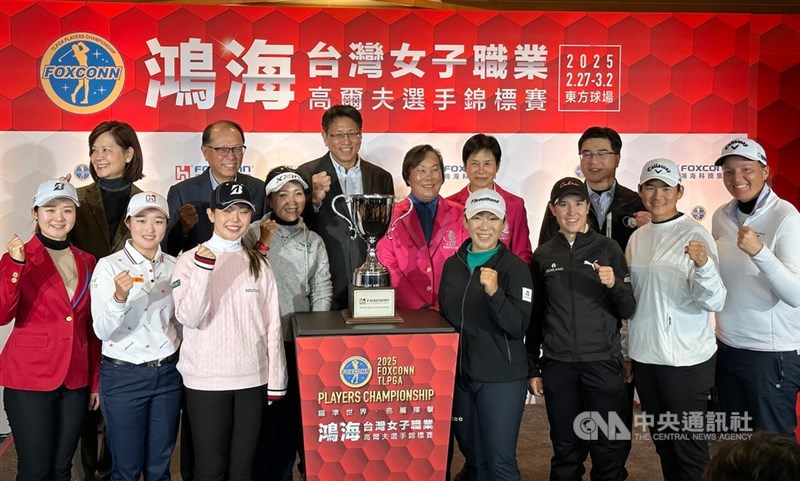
[573,411,630,440]
[40,33,125,114]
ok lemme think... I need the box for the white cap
[715,138,767,166]
[126,191,169,219]
[639,158,681,187]
[264,172,309,196]
[465,188,506,219]
[32,179,80,208]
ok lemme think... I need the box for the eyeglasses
[327,132,362,141]
[205,145,246,156]
[580,150,617,161]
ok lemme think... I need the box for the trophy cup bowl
[332,194,413,322]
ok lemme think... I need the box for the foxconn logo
[175,164,254,180]
[40,33,125,114]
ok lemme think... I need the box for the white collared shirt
[587,181,616,229]
[330,153,363,195]
[91,240,180,364]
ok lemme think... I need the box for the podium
[293,309,458,481]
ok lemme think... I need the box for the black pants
[4,385,88,481]
[451,376,527,481]
[541,358,628,481]
[715,341,800,438]
[633,356,715,481]
[180,393,194,481]
[185,385,266,481]
[254,341,303,481]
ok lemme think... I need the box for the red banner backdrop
[296,333,458,481]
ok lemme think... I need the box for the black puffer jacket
[526,229,635,376]
[439,241,533,383]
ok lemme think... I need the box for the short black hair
[401,145,444,187]
[322,105,363,132]
[202,120,245,145]
[578,126,622,155]
[462,134,502,168]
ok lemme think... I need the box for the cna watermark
[573,411,753,442]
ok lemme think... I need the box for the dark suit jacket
[537,180,644,251]
[71,182,142,260]
[0,236,99,391]
[163,169,266,256]
[298,154,394,310]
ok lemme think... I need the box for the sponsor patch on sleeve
[522,287,532,303]
[171,279,181,289]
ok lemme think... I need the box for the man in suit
[163,120,266,256]
[162,120,265,481]
[535,126,648,480]
[298,105,394,311]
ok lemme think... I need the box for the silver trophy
[332,194,413,322]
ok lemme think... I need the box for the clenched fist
[196,244,216,261]
[594,263,616,288]
[737,226,763,257]
[114,270,133,301]
[178,204,199,234]
[6,234,24,262]
[311,171,332,207]
[259,218,279,246]
[684,240,708,267]
[479,267,498,297]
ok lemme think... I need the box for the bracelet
[254,240,270,254]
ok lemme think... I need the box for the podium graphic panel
[296,333,458,481]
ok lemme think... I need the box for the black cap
[550,177,589,203]
[211,181,255,210]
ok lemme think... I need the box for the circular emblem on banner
[340,356,372,388]
[39,32,125,114]
[74,163,91,180]
[691,205,706,221]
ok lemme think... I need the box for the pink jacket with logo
[448,183,533,263]
[377,196,468,310]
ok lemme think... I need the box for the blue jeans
[99,359,182,481]
[451,376,527,481]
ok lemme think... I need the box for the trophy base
[345,286,403,324]
[341,309,404,325]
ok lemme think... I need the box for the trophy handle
[386,196,414,240]
[331,194,357,240]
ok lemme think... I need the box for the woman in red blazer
[0,179,99,481]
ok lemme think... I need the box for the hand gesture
[624,361,633,383]
[479,267,498,297]
[633,210,651,227]
[737,226,763,257]
[684,240,708,267]
[527,377,544,397]
[311,171,331,207]
[259,218,279,245]
[594,263,616,288]
[7,234,24,262]
[114,270,133,301]
[178,204,199,234]
[59,173,72,183]
[196,244,216,261]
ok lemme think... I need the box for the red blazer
[0,235,99,391]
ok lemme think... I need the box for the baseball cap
[127,191,169,219]
[264,171,309,196]
[465,188,506,219]
[639,158,681,187]
[32,179,80,208]
[549,177,589,203]
[715,138,767,166]
[210,181,255,210]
